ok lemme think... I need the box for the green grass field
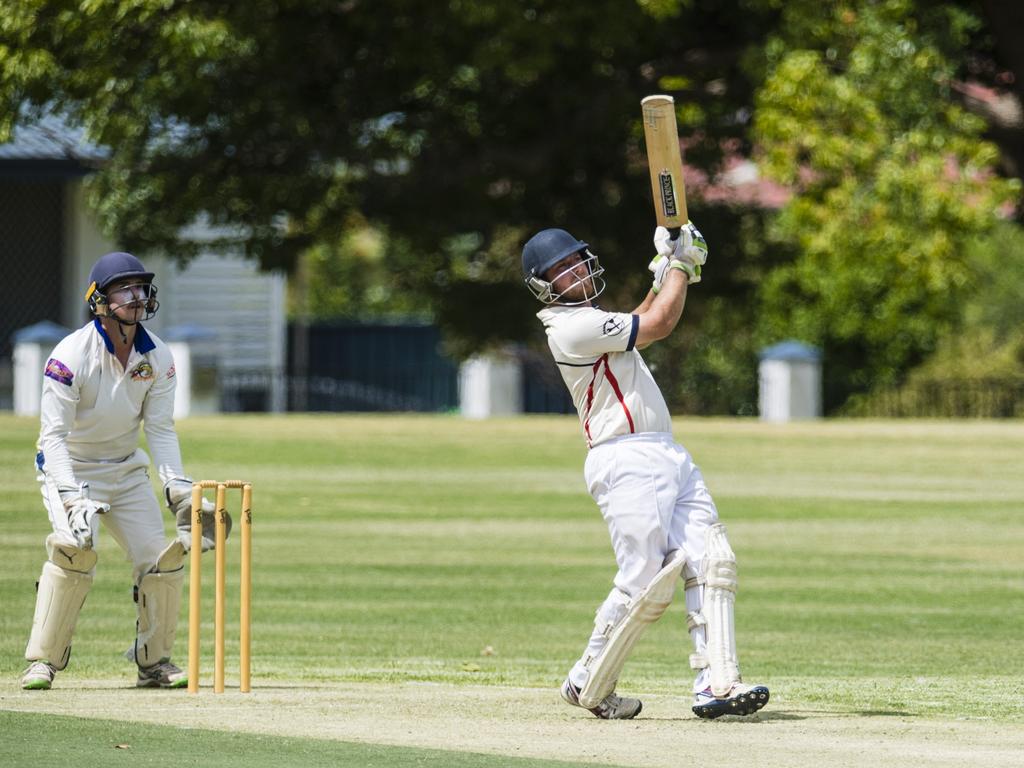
[2,413,1023,766]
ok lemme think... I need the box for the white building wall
[156,249,288,412]
[63,181,116,329]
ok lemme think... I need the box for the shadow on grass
[747,710,805,721]
[640,711,804,723]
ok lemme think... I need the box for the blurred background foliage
[2,0,1023,414]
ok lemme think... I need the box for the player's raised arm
[633,222,708,348]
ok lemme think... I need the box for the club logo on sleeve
[601,317,626,336]
[44,358,74,386]
[130,362,154,381]
[166,363,176,379]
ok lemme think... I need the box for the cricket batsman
[19,252,223,690]
[521,224,769,719]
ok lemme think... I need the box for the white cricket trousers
[38,448,168,582]
[569,432,719,692]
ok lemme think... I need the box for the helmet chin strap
[107,306,141,346]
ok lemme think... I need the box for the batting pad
[703,523,741,696]
[25,561,93,670]
[155,539,186,572]
[578,551,687,708]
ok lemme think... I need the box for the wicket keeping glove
[164,478,228,552]
[58,484,109,550]
[649,221,708,289]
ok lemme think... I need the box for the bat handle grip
[668,226,681,240]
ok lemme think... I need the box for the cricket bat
[641,95,688,238]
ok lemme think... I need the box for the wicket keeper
[19,252,223,690]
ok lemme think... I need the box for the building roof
[0,113,109,176]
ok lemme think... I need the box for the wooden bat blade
[641,94,688,231]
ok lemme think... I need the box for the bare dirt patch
[2,680,1021,767]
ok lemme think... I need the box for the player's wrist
[668,260,700,283]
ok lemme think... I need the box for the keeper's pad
[691,523,741,696]
[578,551,687,708]
[45,533,97,574]
[128,541,186,666]
[155,539,186,572]
[24,561,93,669]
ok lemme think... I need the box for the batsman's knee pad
[25,561,93,670]
[690,523,741,696]
[578,551,687,708]
[129,553,185,667]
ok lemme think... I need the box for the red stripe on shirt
[602,356,635,433]
[582,356,603,448]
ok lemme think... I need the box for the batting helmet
[521,229,588,281]
[521,228,605,305]
[84,252,159,320]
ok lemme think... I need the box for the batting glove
[676,220,708,274]
[649,221,708,289]
[59,484,109,550]
[164,478,227,552]
[648,253,671,292]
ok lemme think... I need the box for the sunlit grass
[1,414,1022,720]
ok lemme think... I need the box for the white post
[459,353,523,419]
[168,341,193,420]
[758,359,791,422]
[13,342,46,416]
[758,341,823,422]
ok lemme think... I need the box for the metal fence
[218,370,454,413]
[519,347,575,414]
[214,325,576,414]
[285,321,459,412]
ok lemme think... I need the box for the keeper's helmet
[521,228,605,305]
[84,252,160,322]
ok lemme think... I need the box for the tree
[0,0,774,357]
[751,0,1019,407]
[8,1,1022,414]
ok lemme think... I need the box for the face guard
[524,249,606,305]
[85,280,160,325]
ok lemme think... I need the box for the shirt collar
[92,318,156,354]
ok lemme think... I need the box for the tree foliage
[752,1,1020,404]
[0,0,773,355]
[4,1,1024,413]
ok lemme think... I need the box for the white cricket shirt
[537,305,673,447]
[36,320,185,490]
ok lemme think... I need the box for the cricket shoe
[21,661,57,690]
[560,678,642,720]
[692,683,770,720]
[137,658,188,689]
